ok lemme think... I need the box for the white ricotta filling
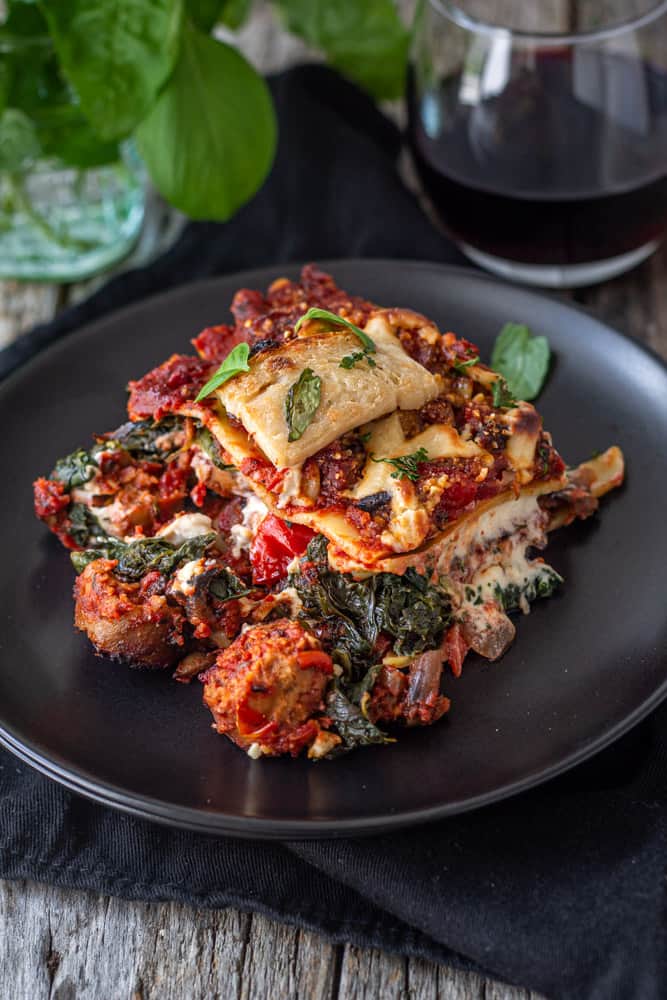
[465,552,553,616]
[230,494,269,558]
[156,512,213,546]
[170,558,207,598]
[276,467,302,509]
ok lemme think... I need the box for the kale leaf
[208,568,251,602]
[195,426,235,470]
[70,532,216,582]
[494,566,563,613]
[104,416,183,460]
[67,504,107,548]
[52,416,183,493]
[374,568,451,656]
[52,450,96,490]
[324,686,391,754]
[291,536,451,671]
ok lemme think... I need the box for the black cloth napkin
[1,66,665,1000]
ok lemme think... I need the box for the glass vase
[0,27,146,282]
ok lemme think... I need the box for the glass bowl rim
[427,0,667,45]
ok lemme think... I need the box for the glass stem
[6,171,96,252]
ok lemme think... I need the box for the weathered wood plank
[240,912,339,1000]
[337,944,407,999]
[0,877,544,1000]
[437,963,487,999]
[0,280,60,346]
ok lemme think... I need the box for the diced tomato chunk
[249,514,315,586]
[33,477,70,518]
[237,701,278,738]
[296,650,334,675]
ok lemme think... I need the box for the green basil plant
[0,0,409,221]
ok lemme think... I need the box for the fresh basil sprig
[295,307,376,354]
[371,447,429,482]
[491,323,550,401]
[194,342,250,402]
[1,2,408,226]
[285,368,322,442]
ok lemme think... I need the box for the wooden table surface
[2,7,667,999]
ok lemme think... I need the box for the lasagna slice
[127,276,581,574]
[33,266,624,760]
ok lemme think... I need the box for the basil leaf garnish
[194,342,250,402]
[491,323,550,401]
[285,368,322,442]
[294,307,376,353]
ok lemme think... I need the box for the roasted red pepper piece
[249,514,315,586]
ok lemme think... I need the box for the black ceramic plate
[1,260,666,838]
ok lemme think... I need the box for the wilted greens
[71,532,216,581]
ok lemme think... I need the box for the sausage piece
[202,618,333,757]
[74,559,185,669]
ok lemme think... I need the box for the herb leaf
[371,447,429,482]
[274,0,409,100]
[491,377,517,409]
[136,23,277,221]
[219,0,252,28]
[491,323,551,401]
[0,109,41,171]
[194,342,251,401]
[285,368,322,442]
[453,354,479,374]
[340,350,376,370]
[295,307,376,353]
[41,0,183,142]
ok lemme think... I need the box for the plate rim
[3,258,667,839]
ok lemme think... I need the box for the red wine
[408,51,667,266]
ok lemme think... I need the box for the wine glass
[408,0,667,287]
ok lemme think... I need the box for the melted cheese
[216,317,439,468]
[504,402,541,483]
[156,512,213,546]
[350,413,485,503]
[230,494,269,558]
